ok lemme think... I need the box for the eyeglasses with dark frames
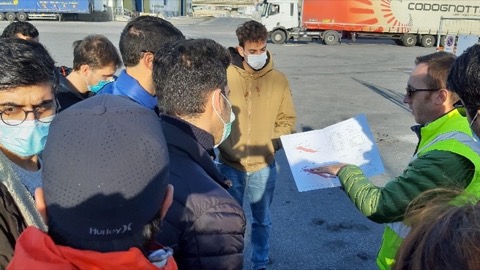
[0,99,60,126]
[405,85,440,97]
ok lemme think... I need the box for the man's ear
[211,88,226,111]
[159,184,174,219]
[237,46,245,58]
[142,52,155,70]
[35,188,48,223]
[436,88,449,105]
[79,64,90,77]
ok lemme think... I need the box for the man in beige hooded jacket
[217,20,296,270]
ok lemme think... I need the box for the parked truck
[261,0,480,47]
[0,0,92,21]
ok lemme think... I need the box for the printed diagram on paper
[280,114,385,192]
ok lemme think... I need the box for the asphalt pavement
[0,17,435,270]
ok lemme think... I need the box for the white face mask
[212,92,235,148]
[245,51,267,70]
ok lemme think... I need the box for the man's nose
[25,110,36,121]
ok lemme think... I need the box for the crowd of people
[0,18,480,270]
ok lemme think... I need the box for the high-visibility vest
[376,110,480,270]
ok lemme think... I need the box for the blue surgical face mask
[212,92,235,148]
[0,116,54,157]
[86,71,114,94]
[88,79,112,93]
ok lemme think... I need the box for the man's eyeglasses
[405,85,440,97]
[0,100,60,126]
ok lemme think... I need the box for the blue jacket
[98,70,157,110]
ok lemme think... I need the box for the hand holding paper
[306,163,347,178]
[280,114,385,192]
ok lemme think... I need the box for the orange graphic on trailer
[303,0,413,33]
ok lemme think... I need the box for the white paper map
[280,114,385,192]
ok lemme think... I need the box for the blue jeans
[219,162,277,270]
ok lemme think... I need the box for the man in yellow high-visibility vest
[312,51,480,270]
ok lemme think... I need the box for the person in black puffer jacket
[153,38,246,270]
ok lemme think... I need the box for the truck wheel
[401,34,417,47]
[0,13,5,21]
[271,30,287,44]
[6,12,15,21]
[16,12,27,22]
[323,30,340,45]
[421,35,435,47]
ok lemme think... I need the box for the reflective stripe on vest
[387,131,480,238]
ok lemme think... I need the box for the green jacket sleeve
[337,150,474,223]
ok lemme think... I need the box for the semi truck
[260,0,480,47]
[0,0,92,21]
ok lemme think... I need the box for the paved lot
[0,17,435,270]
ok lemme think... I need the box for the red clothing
[8,226,178,270]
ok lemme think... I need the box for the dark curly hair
[235,20,268,47]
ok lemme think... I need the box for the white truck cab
[260,0,299,44]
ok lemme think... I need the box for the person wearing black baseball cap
[8,95,177,270]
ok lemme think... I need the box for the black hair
[153,38,231,117]
[119,15,184,67]
[447,44,480,118]
[0,38,57,91]
[1,21,39,40]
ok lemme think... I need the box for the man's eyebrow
[0,102,21,107]
[0,99,54,108]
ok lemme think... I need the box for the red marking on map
[296,146,317,153]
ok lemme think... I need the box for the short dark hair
[153,38,231,117]
[447,44,480,117]
[236,20,268,47]
[1,21,39,39]
[72,34,122,71]
[0,38,57,91]
[119,15,184,67]
[415,52,456,90]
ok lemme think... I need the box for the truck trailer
[261,0,480,46]
[0,0,92,21]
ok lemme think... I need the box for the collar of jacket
[411,108,472,153]
[0,150,46,231]
[110,70,157,110]
[160,115,231,189]
[58,76,92,99]
[228,47,274,78]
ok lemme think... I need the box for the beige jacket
[218,48,296,172]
